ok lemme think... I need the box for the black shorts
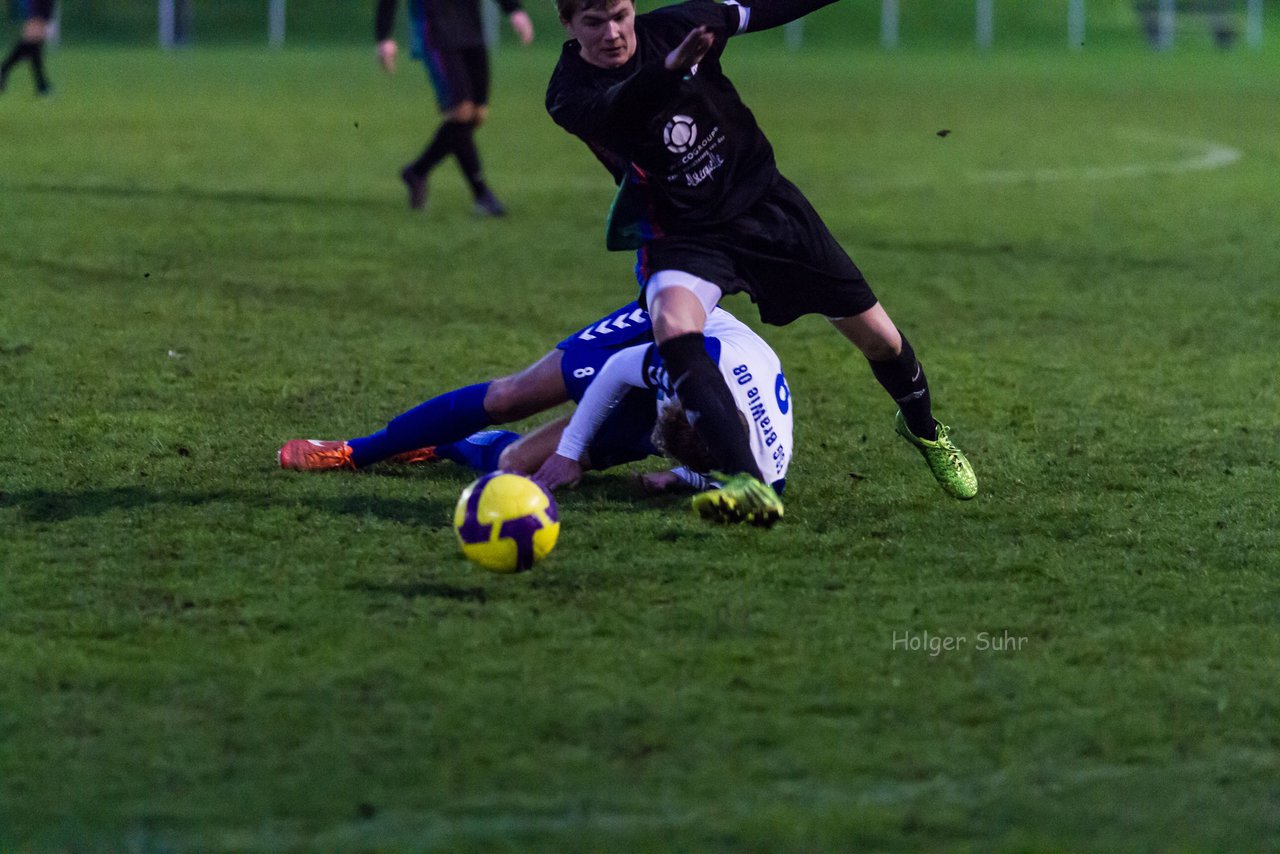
[420,45,489,111]
[636,176,878,325]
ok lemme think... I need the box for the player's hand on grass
[532,454,582,491]
[377,39,398,73]
[508,11,535,45]
[665,25,714,74]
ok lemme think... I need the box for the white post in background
[784,20,804,50]
[1156,0,1175,49]
[482,1,499,47]
[1244,0,1262,48]
[1067,0,1086,49]
[976,0,994,49]
[881,0,899,49]
[159,0,176,49]
[268,0,286,48]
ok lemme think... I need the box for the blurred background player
[546,0,978,525]
[1,0,54,96]
[279,301,654,471]
[375,0,533,216]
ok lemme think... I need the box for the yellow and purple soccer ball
[453,472,560,573]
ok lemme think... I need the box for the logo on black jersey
[663,115,697,154]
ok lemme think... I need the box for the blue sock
[436,430,521,473]
[348,382,491,467]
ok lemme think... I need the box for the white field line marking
[282,751,1279,845]
[969,130,1242,185]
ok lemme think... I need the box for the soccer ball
[453,472,559,573]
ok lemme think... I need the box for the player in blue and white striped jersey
[532,304,792,497]
[280,302,791,514]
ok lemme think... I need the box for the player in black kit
[537,0,977,525]
[1,0,54,96]
[375,0,533,216]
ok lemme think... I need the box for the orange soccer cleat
[278,439,355,472]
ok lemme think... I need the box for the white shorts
[643,269,723,321]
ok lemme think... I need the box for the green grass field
[2,35,1278,849]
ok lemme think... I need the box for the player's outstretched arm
[532,346,647,490]
[377,39,398,73]
[664,25,714,74]
[374,0,398,72]
[734,0,842,33]
[507,10,535,45]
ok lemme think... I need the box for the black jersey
[376,0,521,50]
[546,0,778,233]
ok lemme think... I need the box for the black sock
[659,332,763,480]
[452,123,488,197]
[1,41,32,79]
[29,42,48,92]
[409,120,465,177]
[869,334,936,440]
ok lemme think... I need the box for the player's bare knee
[653,317,704,342]
[482,377,523,423]
[483,351,568,423]
[647,276,716,342]
[496,443,526,474]
[497,440,542,475]
[450,102,478,124]
[829,310,901,361]
[472,106,489,127]
[651,297,708,341]
[859,337,901,362]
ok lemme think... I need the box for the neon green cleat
[894,410,978,500]
[691,473,784,528]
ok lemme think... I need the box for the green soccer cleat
[894,410,978,500]
[691,473,784,528]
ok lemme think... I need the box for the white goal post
[151,0,1263,50]
[158,0,288,49]
[814,0,1264,51]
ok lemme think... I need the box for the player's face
[566,0,637,69]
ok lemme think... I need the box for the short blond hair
[651,404,749,474]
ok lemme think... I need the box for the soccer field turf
[2,40,1278,848]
